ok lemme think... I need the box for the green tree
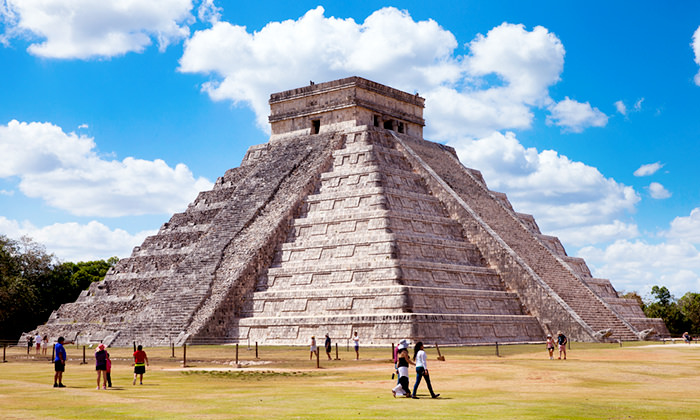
[644,285,690,336]
[678,292,700,336]
[0,234,119,340]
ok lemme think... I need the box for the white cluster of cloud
[0,216,154,262]
[578,205,700,296]
[648,182,672,199]
[693,26,700,86]
[668,208,700,243]
[579,238,700,297]
[574,206,700,296]
[633,162,670,200]
[0,0,197,58]
[614,98,644,116]
[0,120,212,217]
[451,131,639,237]
[634,162,664,177]
[546,97,607,133]
[179,7,605,138]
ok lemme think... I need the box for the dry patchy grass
[1,342,700,419]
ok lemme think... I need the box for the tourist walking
[310,336,318,360]
[53,337,67,388]
[394,339,409,383]
[546,334,555,359]
[391,344,414,397]
[557,331,567,360]
[41,335,49,356]
[324,334,332,360]
[352,331,360,360]
[412,342,440,399]
[35,333,42,355]
[95,344,108,389]
[133,345,149,385]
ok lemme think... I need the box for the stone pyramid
[33,77,668,346]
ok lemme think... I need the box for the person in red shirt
[132,345,149,385]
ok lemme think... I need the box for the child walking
[546,334,555,360]
[106,350,112,388]
[133,345,149,385]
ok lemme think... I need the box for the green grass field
[2,341,700,419]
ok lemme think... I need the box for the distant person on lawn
[352,331,360,360]
[557,331,568,360]
[324,334,332,360]
[95,344,108,390]
[133,345,149,385]
[546,334,555,360]
[391,344,414,398]
[310,336,318,360]
[35,333,42,355]
[53,336,67,388]
[412,341,440,399]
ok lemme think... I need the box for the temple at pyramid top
[27,76,668,347]
[269,76,425,139]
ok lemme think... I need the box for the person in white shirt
[309,336,318,360]
[35,333,42,355]
[412,341,440,399]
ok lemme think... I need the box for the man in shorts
[53,337,67,387]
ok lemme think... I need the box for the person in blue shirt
[53,336,67,388]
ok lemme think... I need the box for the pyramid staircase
[235,128,545,345]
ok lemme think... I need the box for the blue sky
[1,1,700,298]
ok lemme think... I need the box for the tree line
[622,286,700,337]
[0,235,118,340]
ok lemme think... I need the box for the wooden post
[133,341,136,352]
[435,343,445,361]
[335,343,339,360]
[81,345,86,364]
[495,341,500,357]
[316,348,320,368]
[619,339,623,348]
[235,343,239,365]
[3,343,6,363]
[255,342,258,359]
[171,343,175,358]
[391,343,395,360]
[183,343,187,367]
[51,344,55,362]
